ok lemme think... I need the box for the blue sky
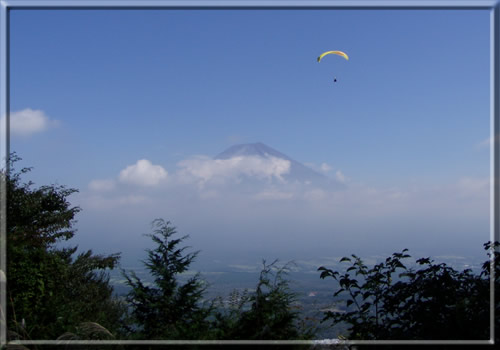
[7,8,492,265]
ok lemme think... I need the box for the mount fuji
[214,142,341,188]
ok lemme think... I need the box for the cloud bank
[79,152,490,262]
[118,159,168,186]
[83,154,489,222]
[176,155,291,187]
[2,108,59,137]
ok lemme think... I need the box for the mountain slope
[214,142,335,186]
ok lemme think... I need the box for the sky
[6,8,492,268]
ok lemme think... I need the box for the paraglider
[317,50,348,83]
[317,50,349,62]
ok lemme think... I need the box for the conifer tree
[123,219,210,339]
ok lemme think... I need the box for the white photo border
[0,0,498,347]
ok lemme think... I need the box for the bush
[318,242,498,340]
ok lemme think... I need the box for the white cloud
[119,159,168,186]
[320,163,332,173]
[3,108,59,137]
[82,150,489,259]
[335,170,347,183]
[177,155,291,186]
[88,179,116,192]
[79,155,489,263]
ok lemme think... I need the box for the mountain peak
[214,142,334,185]
[214,142,291,160]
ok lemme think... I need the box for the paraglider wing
[317,50,349,63]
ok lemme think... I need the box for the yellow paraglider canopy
[317,50,349,62]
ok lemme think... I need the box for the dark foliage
[122,219,211,340]
[210,260,315,340]
[5,154,126,340]
[318,242,499,341]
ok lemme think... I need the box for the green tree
[210,260,315,340]
[318,242,498,340]
[122,219,211,340]
[5,154,126,340]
